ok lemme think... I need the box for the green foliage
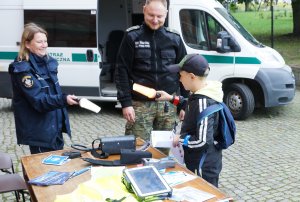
[229,3,239,12]
[237,0,252,4]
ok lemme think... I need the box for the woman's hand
[66,95,79,105]
[155,90,173,101]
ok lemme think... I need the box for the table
[21,141,232,202]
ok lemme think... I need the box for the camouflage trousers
[125,100,177,142]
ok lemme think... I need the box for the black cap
[167,54,209,76]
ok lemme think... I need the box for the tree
[219,0,254,11]
[237,0,253,11]
[292,0,300,36]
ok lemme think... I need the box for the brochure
[28,171,74,186]
[170,186,216,202]
[42,154,69,166]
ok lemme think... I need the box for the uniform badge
[22,75,34,88]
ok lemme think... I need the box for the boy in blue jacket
[156,54,223,187]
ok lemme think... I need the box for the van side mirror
[86,49,94,62]
[216,31,241,53]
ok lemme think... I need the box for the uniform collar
[31,53,48,63]
[29,53,47,75]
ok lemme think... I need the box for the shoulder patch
[165,27,180,35]
[126,25,140,32]
[22,75,34,88]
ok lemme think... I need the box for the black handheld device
[62,151,82,159]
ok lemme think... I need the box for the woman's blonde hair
[18,23,48,61]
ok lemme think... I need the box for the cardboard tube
[133,83,157,98]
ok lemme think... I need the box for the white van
[0,0,295,120]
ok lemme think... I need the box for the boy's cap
[167,54,209,76]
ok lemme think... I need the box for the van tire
[224,83,255,120]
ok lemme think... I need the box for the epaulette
[165,27,180,35]
[9,61,31,73]
[126,25,140,32]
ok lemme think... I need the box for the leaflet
[42,154,69,166]
[28,171,73,186]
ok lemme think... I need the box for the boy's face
[179,71,192,91]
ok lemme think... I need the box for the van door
[23,0,101,99]
[97,0,129,99]
[169,6,235,81]
[0,0,23,98]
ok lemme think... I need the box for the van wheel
[224,83,255,120]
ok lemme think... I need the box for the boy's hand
[173,134,180,147]
[156,90,173,101]
[179,109,185,121]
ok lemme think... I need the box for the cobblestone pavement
[1,89,300,201]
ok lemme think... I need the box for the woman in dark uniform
[9,23,78,154]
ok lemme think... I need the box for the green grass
[231,7,300,67]
[232,10,293,35]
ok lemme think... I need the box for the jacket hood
[194,81,223,102]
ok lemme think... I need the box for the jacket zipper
[153,30,158,89]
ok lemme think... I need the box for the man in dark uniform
[115,0,187,144]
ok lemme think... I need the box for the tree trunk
[292,0,300,36]
[244,0,253,12]
[245,1,250,11]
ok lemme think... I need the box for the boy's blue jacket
[179,81,223,151]
[8,53,71,149]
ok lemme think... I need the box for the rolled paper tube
[133,83,157,99]
[79,98,101,113]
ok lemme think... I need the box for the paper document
[170,186,215,202]
[162,171,197,187]
[150,130,173,148]
[170,144,184,164]
[55,168,137,202]
[91,166,125,180]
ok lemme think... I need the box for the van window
[207,14,224,50]
[215,8,262,47]
[24,10,97,48]
[179,9,225,51]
